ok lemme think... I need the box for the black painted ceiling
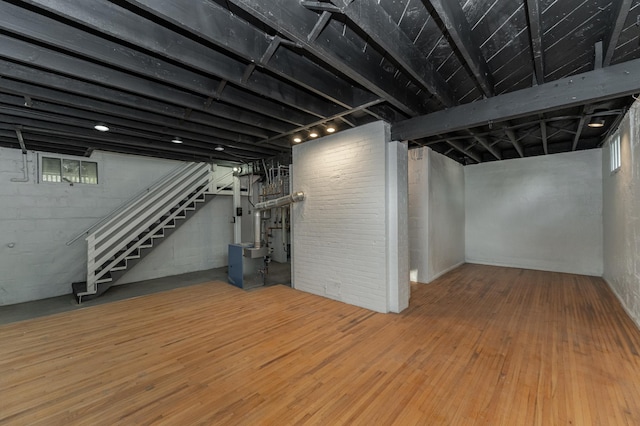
[0,0,639,164]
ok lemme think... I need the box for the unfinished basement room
[2,0,640,424]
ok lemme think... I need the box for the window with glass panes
[41,157,98,184]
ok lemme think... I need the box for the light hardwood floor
[2,264,640,425]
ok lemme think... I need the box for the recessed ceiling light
[293,136,302,143]
[587,117,605,128]
[214,145,225,151]
[309,130,318,138]
[171,137,183,144]
[94,123,110,132]
[326,126,336,133]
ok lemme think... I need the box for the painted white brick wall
[465,149,603,276]
[0,148,232,305]
[603,102,640,328]
[292,121,408,313]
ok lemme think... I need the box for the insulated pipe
[253,191,305,249]
[254,191,305,210]
[254,210,262,249]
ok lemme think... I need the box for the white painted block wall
[408,147,465,283]
[465,150,603,276]
[0,148,232,305]
[603,102,640,327]
[292,121,409,313]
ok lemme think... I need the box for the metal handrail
[79,165,236,296]
[66,162,193,245]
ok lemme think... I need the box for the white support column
[232,175,241,243]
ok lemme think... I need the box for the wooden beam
[604,0,633,66]
[329,0,456,107]
[572,116,587,151]
[525,0,544,84]
[472,133,501,160]
[392,58,640,141]
[228,0,426,116]
[504,128,524,158]
[427,0,495,97]
[447,140,481,163]
[540,119,548,154]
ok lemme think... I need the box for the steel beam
[392,58,640,141]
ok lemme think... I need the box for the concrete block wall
[465,149,603,276]
[292,121,409,313]
[0,147,232,305]
[408,147,465,283]
[603,102,640,327]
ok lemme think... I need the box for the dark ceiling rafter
[0,0,637,165]
[425,0,495,98]
[0,92,281,156]
[0,62,285,143]
[125,0,379,112]
[603,0,634,66]
[15,0,337,124]
[315,0,456,108]
[525,0,545,85]
[227,0,426,116]
[393,57,640,141]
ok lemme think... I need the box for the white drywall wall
[291,121,409,313]
[408,147,465,283]
[465,150,603,276]
[603,102,640,327]
[0,148,232,305]
[428,149,465,280]
[408,147,429,283]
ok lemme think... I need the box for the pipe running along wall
[254,191,305,249]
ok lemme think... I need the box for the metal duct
[253,191,305,249]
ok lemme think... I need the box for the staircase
[72,162,231,303]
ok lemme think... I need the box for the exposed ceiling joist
[126,0,378,110]
[446,139,481,163]
[525,0,544,84]
[326,0,456,107]
[604,0,633,66]
[472,134,501,160]
[15,0,330,123]
[504,128,525,158]
[392,58,640,141]
[426,0,495,97]
[228,0,424,116]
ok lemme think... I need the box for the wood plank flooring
[2,263,640,425]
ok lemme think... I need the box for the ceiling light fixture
[293,136,302,143]
[171,137,183,144]
[587,117,605,128]
[309,130,318,138]
[326,125,336,133]
[214,145,225,151]
[94,123,110,132]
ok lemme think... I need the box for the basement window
[41,156,98,184]
[610,133,621,174]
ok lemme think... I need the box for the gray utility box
[228,243,266,289]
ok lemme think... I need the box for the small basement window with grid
[42,157,98,184]
[610,133,621,174]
